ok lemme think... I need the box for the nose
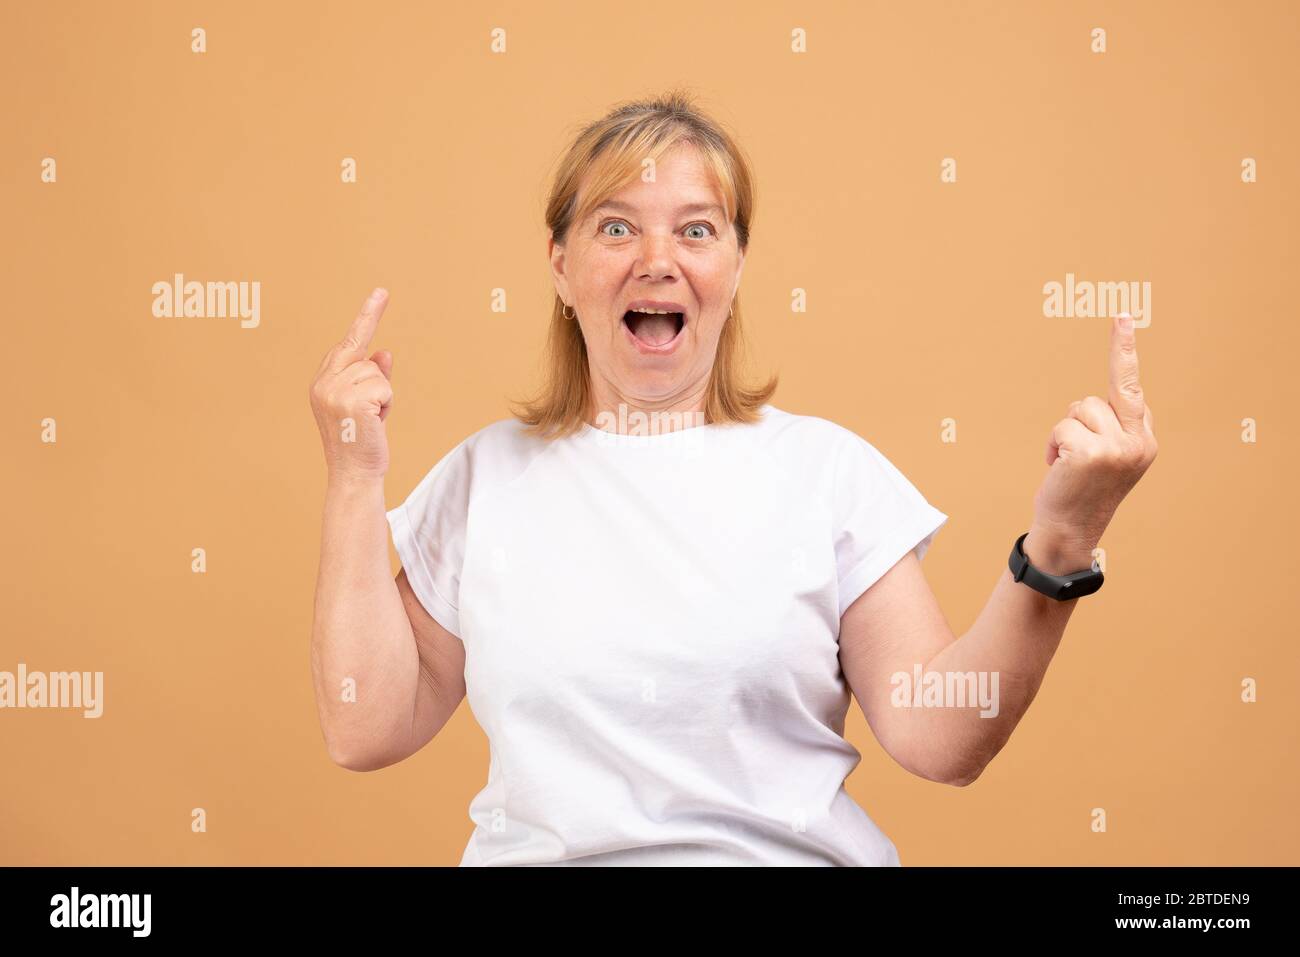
[634,231,680,281]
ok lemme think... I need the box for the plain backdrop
[2,0,1297,865]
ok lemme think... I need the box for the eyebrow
[592,200,726,219]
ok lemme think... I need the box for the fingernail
[1118,312,1134,330]
[370,287,388,302]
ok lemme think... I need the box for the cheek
[694,264,737,301]
[577,251,627,294]
[701,317,727,349]
[578,319,615,351]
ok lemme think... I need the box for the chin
[613,365,686,401]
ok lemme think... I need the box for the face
[549,144,745,418]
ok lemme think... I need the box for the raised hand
[1030,312,1159,559]
[309,288,395,482]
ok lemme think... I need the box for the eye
[599,219,718,240]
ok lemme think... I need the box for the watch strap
[1008,531,1104,600]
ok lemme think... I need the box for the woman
[308,92,1158,866]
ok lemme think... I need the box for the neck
[586,378,710,435]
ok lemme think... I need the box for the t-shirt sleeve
[832,430,948,619]
[385,440,472,640]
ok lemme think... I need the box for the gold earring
[563,303,576,320]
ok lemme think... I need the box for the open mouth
[622,308,685,347]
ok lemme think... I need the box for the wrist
[1022,525,1098,576]
[325,471,386,497]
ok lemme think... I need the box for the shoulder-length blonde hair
[512,89,777,439]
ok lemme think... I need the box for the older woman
[308,92,1157,866]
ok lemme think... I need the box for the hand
[309,288,395,483]
[1028,313,1159,568]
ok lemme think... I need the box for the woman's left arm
[839,313,1158,787]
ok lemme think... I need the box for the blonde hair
[512,89,777,439]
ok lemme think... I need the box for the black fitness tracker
[1008,531,1104,600]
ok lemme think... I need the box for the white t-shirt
[385,404,948,866]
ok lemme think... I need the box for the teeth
[627,307,681,315]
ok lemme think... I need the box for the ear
[548,234,571,306]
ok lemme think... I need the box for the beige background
[2,0,1297,865]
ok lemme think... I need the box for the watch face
[1060,572,1104,598]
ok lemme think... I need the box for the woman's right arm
[307,289,465,772]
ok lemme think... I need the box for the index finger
[331,287,389,370]
[1108,311,1145,433]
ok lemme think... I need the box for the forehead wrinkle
[592,199,725,219]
